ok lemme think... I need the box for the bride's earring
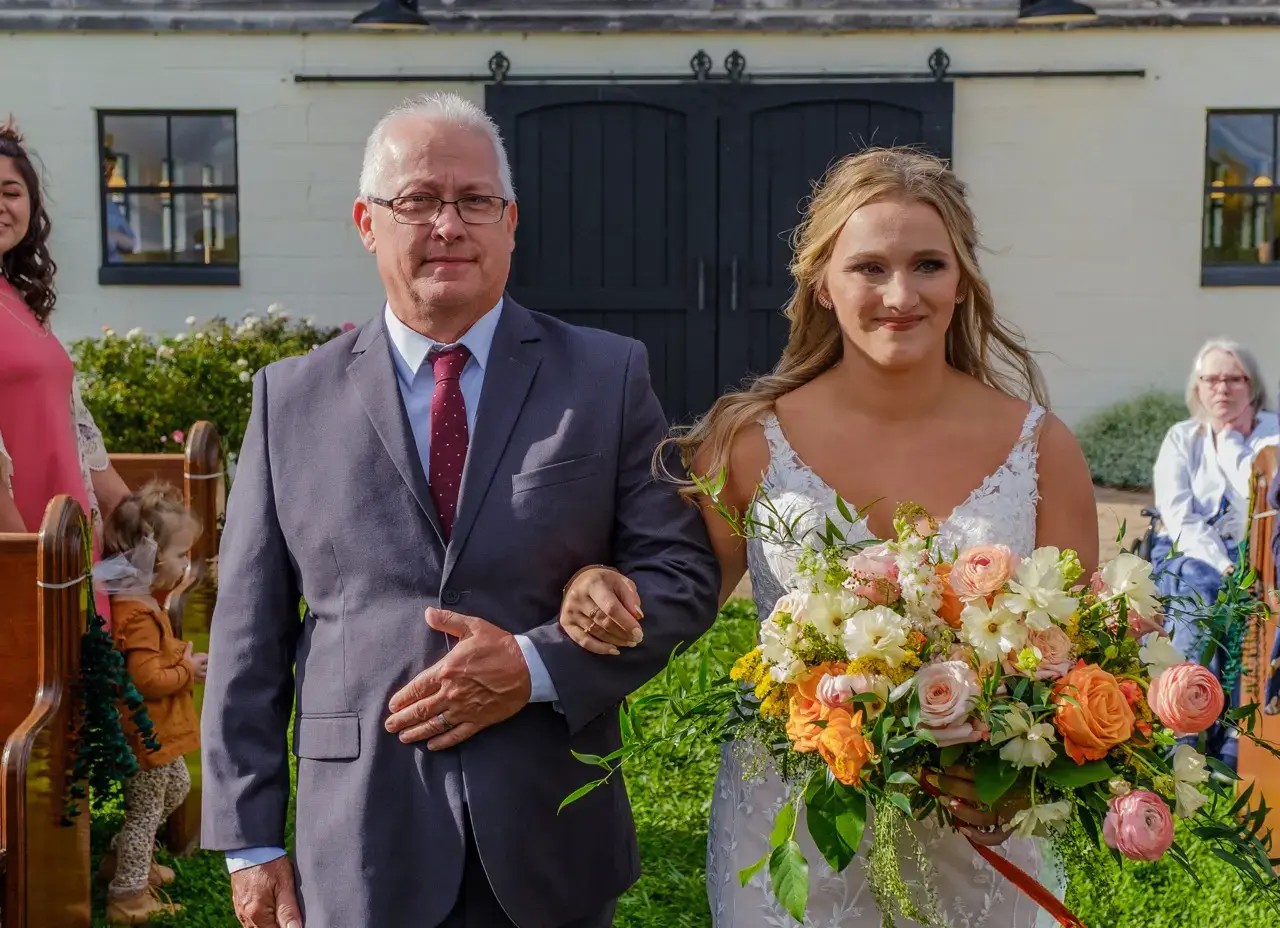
[818,293,833,309]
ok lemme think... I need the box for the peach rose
[1005,625,1074,681]
[818,708,873,786]
[916,660,985,746]
[846,544,901,606]
[1147,663,1225,736]
[786,663,844,752]
[1103,790,1174,861]
[934,564,964,628]
[1052,662,1135,764]
[950,545,1015,602]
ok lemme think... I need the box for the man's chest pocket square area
[511,454,602,494]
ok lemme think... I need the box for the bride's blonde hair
[665,146,1046,494]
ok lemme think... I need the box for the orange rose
[1052,662,1135,764]
[818,709,873,786]
[934,564,964,628]
[786,663,844,753]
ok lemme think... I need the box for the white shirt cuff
[226,846,288,873]
[515,633,560,704]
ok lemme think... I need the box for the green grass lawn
[90,601,1276,927]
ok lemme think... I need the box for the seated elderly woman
[1152,339,1278,767]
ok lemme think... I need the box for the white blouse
[1153,411,1280,572]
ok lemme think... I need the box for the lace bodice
[708,403,1062,928]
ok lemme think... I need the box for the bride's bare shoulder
[690,413,772,510]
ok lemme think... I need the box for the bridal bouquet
[564,484,1280,927]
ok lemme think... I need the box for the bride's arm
[693,426,770,608]
[1034,413,1099,575]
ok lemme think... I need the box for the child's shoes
[105,887,182,925]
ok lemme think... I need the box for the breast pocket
[511,453,602,494]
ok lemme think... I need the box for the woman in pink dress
[0,120,130,617]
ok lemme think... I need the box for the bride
[560,147,1098,927]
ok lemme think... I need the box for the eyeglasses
[366,194,508,225]
[1198,374,1249,388]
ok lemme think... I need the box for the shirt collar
[383,297,503,377]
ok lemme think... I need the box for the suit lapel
[444,299,542,575]
[347,320,446,546]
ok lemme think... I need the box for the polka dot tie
[428,344,471,541]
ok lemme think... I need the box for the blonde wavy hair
[666,146,1046,494]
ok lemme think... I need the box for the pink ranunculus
[1147,663,1225,736]
[949,544,1015,602]
[816,673,855,709]
[846,544,901,605]
[171,429,185,445]
[916,660,980,736]
[817,672,890,716]
[1103,790,1174,861]
[341,321,357,332]
[1089,571,1107,596]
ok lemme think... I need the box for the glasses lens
[394,196,442,224]
[457,196,505,223]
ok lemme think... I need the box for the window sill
[1200,265,1280,288]
[98,265,240,287]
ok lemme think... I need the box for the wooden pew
[0,496,91,928]
[1240,444,1280,837]
[109,421,225,855]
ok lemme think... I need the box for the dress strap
[758,411,791,463]
[1016,404,1047,446]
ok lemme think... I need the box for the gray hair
[358,92,515,200]
[1185,337,1268,421]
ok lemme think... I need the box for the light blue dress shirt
[226,300,559,874]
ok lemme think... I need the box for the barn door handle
[697,258,707,312]
[729,256,740,313]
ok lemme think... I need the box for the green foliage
[71,307,347,456]
[1077,391,1187,490]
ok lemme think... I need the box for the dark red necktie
[428,345,471,540]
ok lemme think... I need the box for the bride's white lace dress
[706,405,1064,928]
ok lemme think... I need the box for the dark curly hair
[0,118,57,325]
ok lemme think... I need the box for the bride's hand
[924,765,1028,847]
[559,566,645,656]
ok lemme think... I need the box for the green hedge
[72,307,347,457]
[1077,391,1186,490]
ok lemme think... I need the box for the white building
[2,0,1279,424]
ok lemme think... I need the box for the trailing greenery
[71,307,346,457]
[88,601,1280,927]
[1077,391,1187,490]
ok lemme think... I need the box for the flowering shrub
[1077,392,1187,490]
[71,306,349,456]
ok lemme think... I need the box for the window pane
[1202,191,1275,264]
[172,193,239,264]
[102,115,169,188]
[171,115,236,187]
[1206,114,1276,187]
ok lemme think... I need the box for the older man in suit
[200,92,720,928]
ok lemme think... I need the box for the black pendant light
[1016,0,1098,24]
[352,0,431,31]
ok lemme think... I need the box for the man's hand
[560,567,644,655]
[384,608,532,750]
[230,855,302,928]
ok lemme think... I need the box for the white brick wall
[2,27,1278,424]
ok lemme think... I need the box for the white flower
[1004,547,1076,630]
[236,358,249,368]
[185,315,197,326]
[1172,744,1210,818]
[1139,635,1185,680]
[126,326,145,340]
[174,332,186,342]
[806,589,863,640]
[959,596,1028,662]
[1009,801,1072,838]
[238,370,251,383]
[102,327,116,337]
[841,605,911,668]
[1100,552,1160,618]
[267,302,283,316]
[305,315,317,325]
[1109,777,1133,797]
[156,345,175,361]
[760,593,805,677]
[993,709,1057,768]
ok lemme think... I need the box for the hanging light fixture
[1016,0,1098,24]
[352,0,431,31]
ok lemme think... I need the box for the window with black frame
[97,111,239,286]
[1202,110,1280,286]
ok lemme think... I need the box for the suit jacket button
[442,589,461,606]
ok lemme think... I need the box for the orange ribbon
[918,777,1087,928]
